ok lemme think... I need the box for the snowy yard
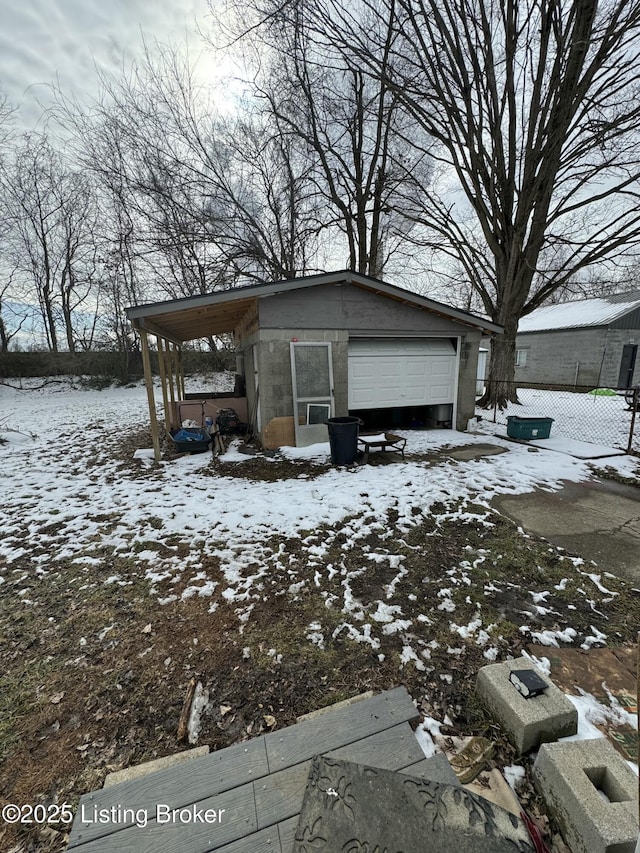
[1,375,639,852]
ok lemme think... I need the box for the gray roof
[519,291,640,333]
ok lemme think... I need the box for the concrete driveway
[493,478,640,587]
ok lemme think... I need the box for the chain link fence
[478,382,640,454]
[629,388,640,456]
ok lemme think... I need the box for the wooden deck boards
[66,687,420,853]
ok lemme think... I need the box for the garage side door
[348,338,456,409]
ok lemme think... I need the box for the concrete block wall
[515,326,640,388]
[456,332,481,429]
[258,282,469,335]
[255,329,349,435]
[515,328,608,387]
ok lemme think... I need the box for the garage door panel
[427,383,455,403]
[379,362,404,380]
[351,382,403,407]
[429,359,453,378]
[406,361,429,378]
[348,338,456,410]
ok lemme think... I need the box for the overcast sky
[0,0,216,130]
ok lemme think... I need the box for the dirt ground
[2,441,640,852]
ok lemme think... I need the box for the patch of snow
[133,448,155,460]
[280,442,331,462]
[399,645,426,670]
[451,617,482,639]
[306,622,325,649]
[371,602,403,623]
[181,581,217,599]
[580,626,607,649]
[382,619,412,635]
[218,440,252,462]
[584,573,618,596]
[333,622,380,650]
[187,682,210,745]
[523,626,578,646]
[522,652,551,675]
[503,764,526,790]
[414,723,438,758]
[97,624,115,641]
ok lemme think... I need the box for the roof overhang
[125,271,503,343]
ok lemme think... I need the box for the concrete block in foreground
[533,737,639,853]
[476,657,577,753]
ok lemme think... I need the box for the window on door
[290,342,335,446]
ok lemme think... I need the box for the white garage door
[348,338,457,409]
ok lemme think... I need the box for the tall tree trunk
[477,311,520,409]
[0,314,8,352]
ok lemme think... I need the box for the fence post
[628,387,639,454]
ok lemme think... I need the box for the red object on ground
[520,810,552,853]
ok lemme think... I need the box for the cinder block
[533,738,639,853]
[476,657,577,753]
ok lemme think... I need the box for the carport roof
[125,270,503,344]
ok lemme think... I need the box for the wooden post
[140,329,161,462]
[177,346,186,400]
[156,337,172,431]
[173,344,183,401]
[166,343,177,418]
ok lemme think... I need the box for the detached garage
[126,270,501,458]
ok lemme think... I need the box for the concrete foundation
[533,738,639,853]
[476,657,577,754]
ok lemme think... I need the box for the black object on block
[509,669,548,699]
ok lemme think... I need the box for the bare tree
[0,267,29,352]
[53,43,322,291]
[210,0,434,278]
[0,86,15,153]
[1,134,100,351]
[291,0,640,405]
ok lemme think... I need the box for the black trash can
[326,417,361,465]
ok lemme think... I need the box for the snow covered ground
[1,375,637,621]
[478,386,637,449]
[1,375,639,774]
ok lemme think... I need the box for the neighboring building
[476,347,489,395]
[514,292,640,389]
[127,270,501,452]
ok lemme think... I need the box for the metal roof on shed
[125,270,502,343]
[518,291,640,333]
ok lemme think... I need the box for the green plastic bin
[506,416,553,440]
